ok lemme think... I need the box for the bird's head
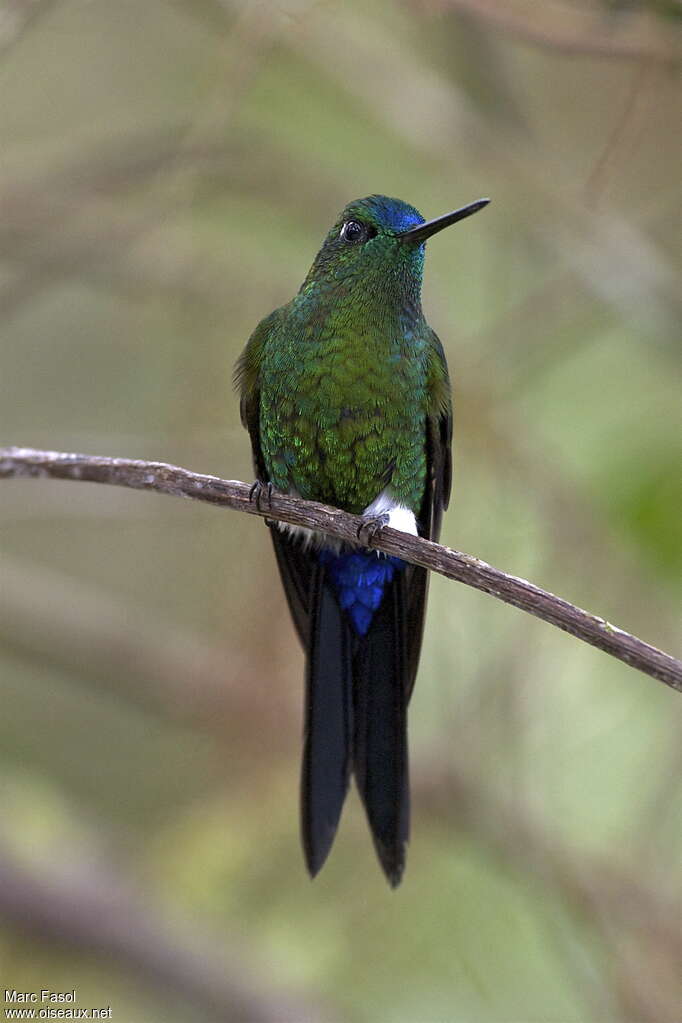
[300,194,489,297]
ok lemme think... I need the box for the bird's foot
[249,479,273,513]
[357,511,390,547]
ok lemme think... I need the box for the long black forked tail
[300,561,353,877]
[269,527,415,885]
[353,575,410,887]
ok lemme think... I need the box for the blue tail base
[319,550,405,635]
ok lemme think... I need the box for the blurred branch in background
[1,447,680,690]
[1,5,679,336]
[0,131,224,324]
[0,838,334,1023]
[0,553,272,731]
[298,7,680,335]
[431,0,679,64]
[0,124,313,324]
[417,763,682,1022]
[0,0,57,58]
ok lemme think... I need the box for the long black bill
[398,198,490,245]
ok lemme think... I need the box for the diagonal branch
[1,446,680,693]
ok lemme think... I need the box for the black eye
[340,220,372,244]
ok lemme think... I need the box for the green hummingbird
[235,194,489,885]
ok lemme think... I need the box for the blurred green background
[1,1,681,1020]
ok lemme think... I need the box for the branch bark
[1,446,680,694]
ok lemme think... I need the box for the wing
[421,327,453,541]
[353,333,452,880]
[234,312,273,484]
[404,329,453,695]
[235,310,315,644]
[269,526,316,648]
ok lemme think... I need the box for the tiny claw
[357,511,390,547]
[249,479,273,513]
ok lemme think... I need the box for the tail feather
[300,563,353,877]
[272,529,413,885]
[353,575,410,887]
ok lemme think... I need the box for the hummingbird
[235,194,489,886]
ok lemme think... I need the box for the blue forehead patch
[342,195,424,235]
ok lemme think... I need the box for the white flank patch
[362,489,418,536]
[278,521,318,549]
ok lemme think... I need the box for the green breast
[259,299,430,515]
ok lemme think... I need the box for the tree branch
[1,446,680,694]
